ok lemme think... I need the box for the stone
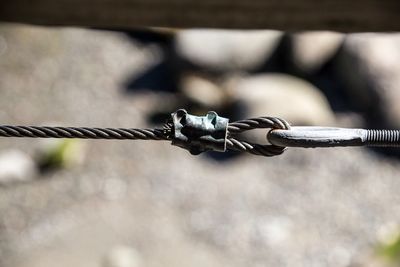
[226,73,335,126]
[334,33,400,128]
[180,73,227,108]
[288,31,344,75]
[175,30,283,72]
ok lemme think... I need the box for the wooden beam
[0,0,399,32]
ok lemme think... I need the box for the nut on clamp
[170,109,229,155]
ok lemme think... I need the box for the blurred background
[1,23,400,267]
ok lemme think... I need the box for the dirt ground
[1,24,400,267]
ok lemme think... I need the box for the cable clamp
[170,109,229,155]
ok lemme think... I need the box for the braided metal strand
[226,117,290,157]
[228,117,291,134]
[226,138,286,157]
[0,126,169,140]
[0,115,291,157]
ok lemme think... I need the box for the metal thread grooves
[365,130,400,147]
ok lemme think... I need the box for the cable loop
[0,109,291,157]
[226,116,290,157]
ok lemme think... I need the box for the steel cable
[0,115,291,157]
[2,112,399,156]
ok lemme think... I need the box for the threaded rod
[364,130,400,147]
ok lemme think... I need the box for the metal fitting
[267,126,400,148]
[170,109,229,155]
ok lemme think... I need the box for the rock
[103,246,143,267]
[334,33,400,128]
[0,150,36,185]
[180,73,227,108]
[175,30,283,72]
[226,73,335,126]
[288,31,344,75]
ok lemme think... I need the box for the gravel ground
[1,24,400,267]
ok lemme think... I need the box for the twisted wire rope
[228,117,291,134]
[0,126,169,140]
[226,116,290,156]
[0,116,291,157]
